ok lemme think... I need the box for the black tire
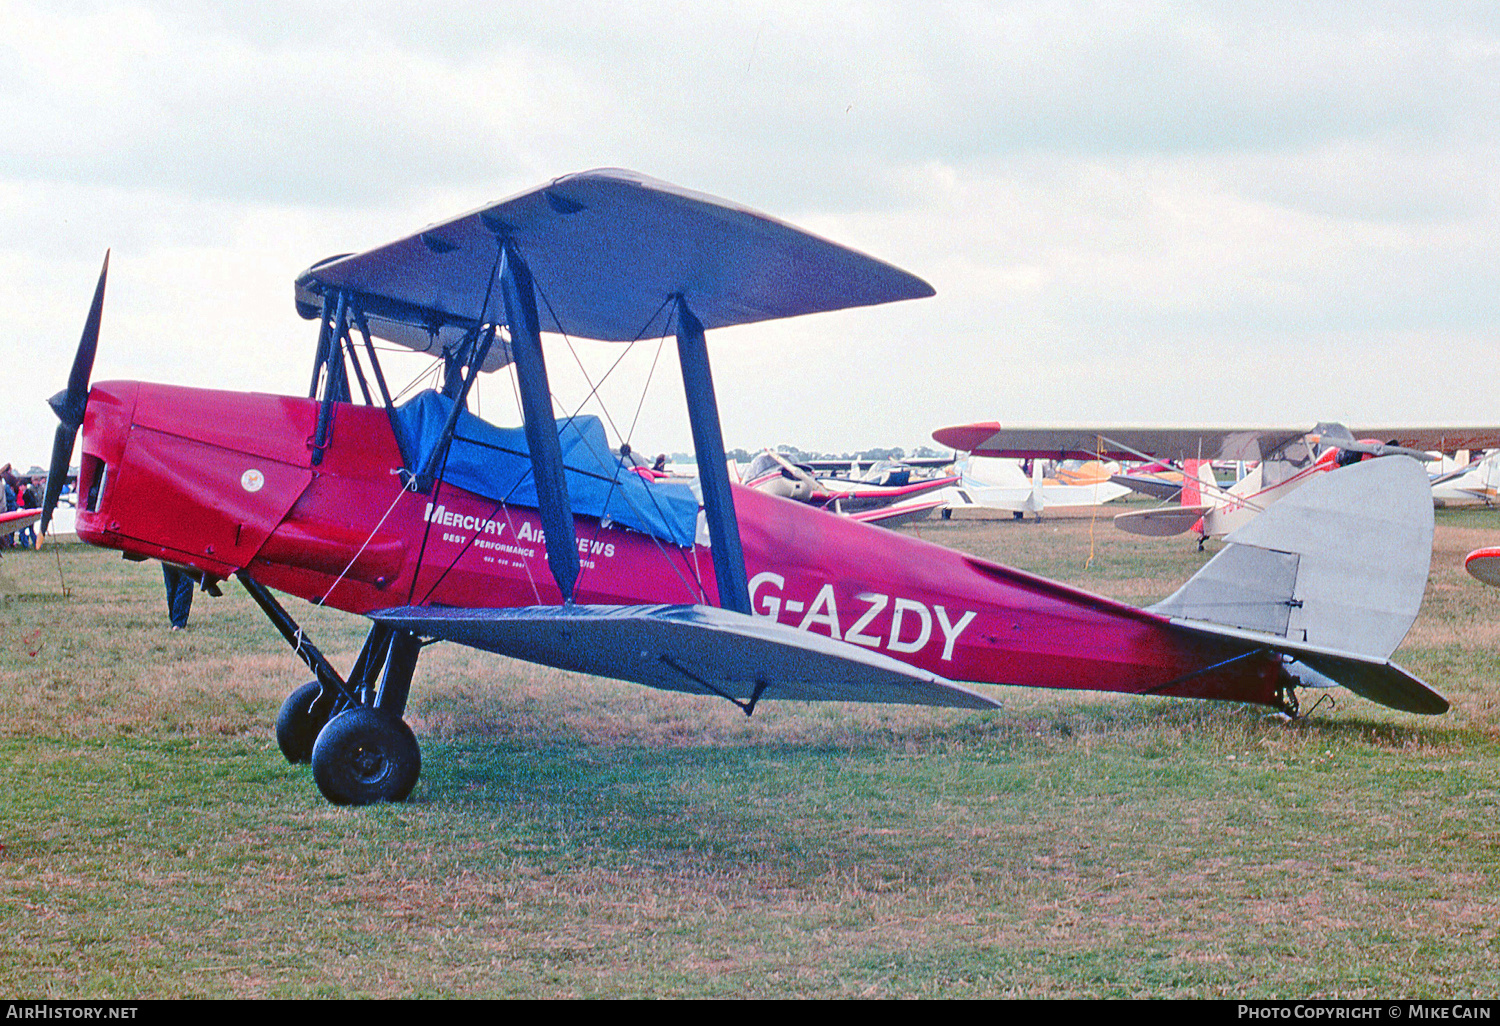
[310,707,421,806]
[275,680,327,764]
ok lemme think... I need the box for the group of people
[1,464,42,550]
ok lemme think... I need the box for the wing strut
[503,240,580,603]
[675,297,751,614]
[309,291,351,466]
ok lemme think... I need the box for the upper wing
[296,168,934,348]
[1346,428,1500,453]
[932,423,1307,462]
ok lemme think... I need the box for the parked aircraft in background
[1431,451,1500,508]
[936,456,1129,520]
[934,422,1500,544]
[743,449,958,527]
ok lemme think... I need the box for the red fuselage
[76,381,1285,708]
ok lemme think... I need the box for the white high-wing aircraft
[1431,451,1500,508]
[935,456,1130,520]
[934,422,1500,544]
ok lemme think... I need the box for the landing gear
[1272,678,1301,720]
[311,707,421,805]
[241,572,428,804]
[275,680,329,764]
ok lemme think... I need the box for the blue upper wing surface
[297,169,934,343]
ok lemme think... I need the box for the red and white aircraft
[42,170,1451,806]
[934,422,1500,544]
[742,450,958,527]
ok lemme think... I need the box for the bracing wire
[317,473,417,609]
[403,250,713,610]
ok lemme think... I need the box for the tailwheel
[1273,681,1301,720]
[275,680,330,764]
[311,707,422,805]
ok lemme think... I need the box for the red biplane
[43,170,1447,806]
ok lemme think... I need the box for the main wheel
[310,707,421,805]
[275,680,328,764]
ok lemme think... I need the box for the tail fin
[1027,458,1045,514]
[1180,458,1216,508]
[1150,456,1445,713]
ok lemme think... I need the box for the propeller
[1313,422,1437,463]
[41,251,108,535]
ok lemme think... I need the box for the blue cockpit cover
[393,391,699,548]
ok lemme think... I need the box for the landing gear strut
[240,572,428,804]
[1272,684,1296,717]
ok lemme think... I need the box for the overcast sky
[3,1,1497,464]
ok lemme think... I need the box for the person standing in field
[163,564,193,630]
[0,465,16,551]
[15,476,37,549]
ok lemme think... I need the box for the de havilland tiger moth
[41,169,1451,806]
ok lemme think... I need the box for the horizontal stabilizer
[847,499,945,528]
[1110,473,1183,501]
[1113,505,1211,537]
[1164,618,1448,715]
[0,509,41,539]
[369,603,1002,710]
[1466,547,1500,588]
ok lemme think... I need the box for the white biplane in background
[933,422,1500,546]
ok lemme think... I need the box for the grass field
[2,508,1498,999]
